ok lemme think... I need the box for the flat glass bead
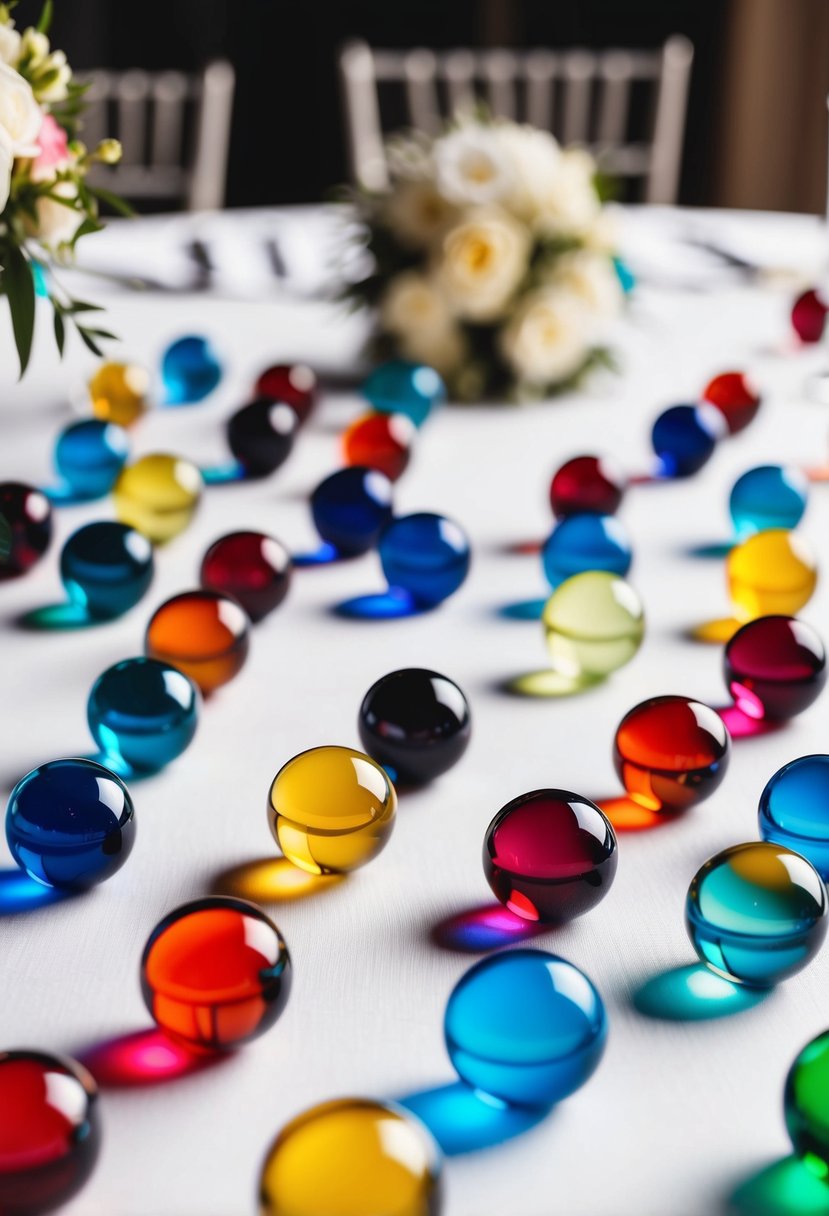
[542,513,632,588]
[378,513,471,606]
[0,1050,100,1215]
[726,530,817,621]
[0,482,52,579]
[759,755,829,879]
[724,616,826,720]
[310,467,393,556]
[200,531,291,622]
[686,841,827,986]
[549,455,625,519]
[226,399,299,478]
[358,668,470,784]
[259,1099,441,1216]
[88,657,199,773]
[702,371,761,435]
[613,695,730,811]
[651,403,726,478]
[362,360,446,427]
[145,590,250,694]
[88,361,150,427]
[483,790,617,923]
[444,950,607,1106]
[54,419,129,499]
[792,289,828,344]
[141,896,291,1051]
[60,522,154,619]
[254,364,317,423]
[268,746,396,875]
[342,412,415,481]
[113,453,203,544]
[161,335,223,404]
[729,465,808,539]
[6,758,135,889]
[542,571,644,679]
[785,1031,829,1177]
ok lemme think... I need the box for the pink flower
[30,112,69,181]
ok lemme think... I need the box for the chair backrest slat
[561,49,596,145]
[596,50,633,148]
[524,50,557,131]
[443,49,476,114]
[116,69,150,165]
[482,49,518,120]
[338,41,389,191]
[151,71,189,167]
[647,35,694,203]
[403,48,441,136]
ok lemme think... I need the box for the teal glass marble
[729,465,809,539]
[444,949,607,1107]
[541,513,632,589]
[88,657,199,773]
[362,360,446,427]
[379,513,471,607]
[54,419,129,499]
[686,841,828,986]
[785,1030,829,1178]
[760,755,829,879]
[161,335,223,404]
[60,522,154,619]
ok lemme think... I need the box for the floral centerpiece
[0,1,125,375]
[347,117,625,402]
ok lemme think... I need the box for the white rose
[438,208,529,322]
[434,125,514,207]
[500,287,592,385]
[381,272,464,376]
[551,252,622,318]
[398,323,466,377]
[583,206,621,255]
[535,147,601,236]
[495,123,561,221]
[0,61,41,154]
[383,179,457,249]
[0,23,20,67]
[0,124,11,212]
[30,180,82,247]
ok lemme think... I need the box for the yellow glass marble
[727,529,817,621]
[259,1099,442,1216]
[113,453,203,544]
[542,570,645,678]
[89,361,151,427]
[268,746,396,875]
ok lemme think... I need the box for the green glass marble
[786,1031,829,1179]
[542,571,645,679]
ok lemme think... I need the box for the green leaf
[76,327,104,356]
[53,306,65,355]
[89,187,134,218]
[36,0,53,33]
[83,327,117,340]
[63,299,104,314]
[4,244,36,377]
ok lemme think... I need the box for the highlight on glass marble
[650,402,726,478]
[6,758,135,890]
[160,335,223,404]
[759,755,829,880]
[791,288,829,344]
[254,363,317,424]
[362,359,447,427]
[258,1098,442,1216]
[729,465,809,540]
[785,1030,829,1179]
[0,481,52,579]
[226,399,299,479]
[726,529,817,622]
[483,790,617,924]
[310,466,394,558]
[686,841,828,987]
[542,570,645,682]
[444,949,607,1107]
[88,360,151,427]
[52,419,129,501]
[378,513,471,608]
[200,531,292,623]
[549,454,626,520]
[60,522,154,620]
[701,370,761,435]
[87,657,200,775]
[113,453,203,544]
[0,1049,100,1215]
[358,668,471,785]
[342,411,416,482]
[268,746,397,875]
[541,513,632,589]
[140,896,291,1052]
[145,590,250,695]
[724,616,826,721]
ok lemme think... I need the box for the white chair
[80,60,236,211]
[339,37,693,204]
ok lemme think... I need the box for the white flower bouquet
[346,116,625,402]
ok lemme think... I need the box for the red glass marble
[701,371,761,435]
[614,695,730,812]
[141,896,292,1052]
[200,531,292,623]
[792,289,829,344]
[342,412,415,482]
[549,455,625,519]
[483,789,617,923]
[0,1050,100,1215]
[724,615,827,721]
[254,364,317,423]
[0,482,53,579]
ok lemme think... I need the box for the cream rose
[500,287,592,385]
[30,180,82,247]
[535,147,601,237]
[398,323,466,377]
[551,252,622,319]
[0,61,41,154]
[438,208,529,322]
[434,126,513,207]
[381,272,464,376]
[383,179,457,249]
[0,124,11,212]
[495,123,561,221]
[0,22,20,67]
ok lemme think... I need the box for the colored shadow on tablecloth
[684,541,735,559]
[16,603,99,630]
[596,796,681,833]
[726,1156,829,1215]
[632,964,770,1022]
[333,588,426,620]
[199,461,246,486]
[499,670,604,698]
[716,705,784,740]
[399,1081,552,1156]
[78,1029,227,1089]
[430,903,550,954]
[0,869,69,914]
[497,598,547,621]
[292,542,341,567]
[212,856,344,904]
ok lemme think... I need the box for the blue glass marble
[759,755,829,880]
[541,513,632,589]
[161,335,223,405]
[729,464,809,539]
[362,360,446,427]
[379,513,471,607]
[88,657,199,774]
[54,420,129,499]
[6,758,135,889]
[651,403,726,478]
[310,467,394,557]
[444,949,607,1107]
[60,522,154,619]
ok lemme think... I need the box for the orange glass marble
[342,412,415,482]
[145,590,250,693]
[88,361,150,427]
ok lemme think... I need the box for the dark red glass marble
[792,289,829,344]
[724,615,827,721]
[483,789,617,923]
[549,456,625,519]
[342,412,415,482]
[614,695,730,812]
[0,482,53,579]
[702,371,761,435]
[0,1050,100,1215]
[200,531,292,623]
[253,364,317,423]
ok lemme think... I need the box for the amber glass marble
[268,746,396,875]
[0,482,52,579]
[549,455,625,519]
[88,361,150,427]
[727,530,817,621]
[342,412,416,482]
[145,590,250,693]
[701,371,761,435]
[724,616,826,721]
[113,453,203,544]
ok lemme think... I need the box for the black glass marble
[358,668,471,784]
[226,398,299,478]
[0,482,52,579]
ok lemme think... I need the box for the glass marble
[0,1050,100,1215]
[729,465,808,539]
[254,363,317,423]
[0,482,52,579]
[651,403,726,477]
[726,530,817,621]
[88,360,150,427]
[702,370,761,435]
[542,571,644,679]
[201,531,292,622]
[161,335,223,404]
[724,616,826,721]
[342,412,416,483]
[6,758,135,889]
[686,841,828,986]
[542,513,632,588]
[444,949,607,1107]
[785,1031,829,1178]
[259,1098,441,1216]
[268,746,396,875]
[113,453,203,544]
[226,399,299,478]
[549,455,626,520]
[613,696,730,812]
[145,590,250,694]
[60,522,154,619]
[310,467,394,557]
[87,657,199,773]
[54,419,129,499]
[141,896,291,1051]
[358,668,471,784]
[759,755,829,879]
[483,790,617,923]
[378,513,471,607]
[792,289,829,344]
[362,360,446,428]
